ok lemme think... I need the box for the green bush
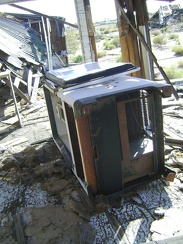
[164,66,183,79]
[103,37,119,50]
[99,27,105,32]
[107,44,116,50]
[168,33,180,44]
[177,40,181,45]
[104,30,110,34]
[169,33,179,40]
[97,50,107,58]
[161,27,168,33]
[172,46,183,55]
[98,24,118,34]
[116,55,122,62]
[106,36,113,41]
[72,54,83,63]
[152,35,167,45]
[103,41,116,50]
[65,27,80,54]
[177,59,183,68]
[151,29,161,36]
[95,32,105,42]
[110,38,120,48]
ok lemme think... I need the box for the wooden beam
[0,0,31,4]
[0,70,23,127]
[76,117,98,195]
[115,0,179,100]
[134,0,154,80]
[83,0,98,61]
[114,0,142,78]
[9,3,78,28]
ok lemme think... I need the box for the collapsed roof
[0,14,46,70]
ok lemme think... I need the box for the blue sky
[0,0,182,24]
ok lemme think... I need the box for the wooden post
[83,0,98,61]
[74,0,97,62]
[114,0,142,78]
[0,70,23,127]
[134,0,154,80]
[115,0,179,100]
[76,117,98,195]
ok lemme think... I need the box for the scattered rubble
[0,83,183,243]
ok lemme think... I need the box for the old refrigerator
[43,62,170,196]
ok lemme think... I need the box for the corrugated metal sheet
[0,15,46,69]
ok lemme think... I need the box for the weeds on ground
[103,37,120,50]
[116,55,122,62]
[177,59,183,68]
[153,35,167,46]
[151,29,161,36]
[169,33,179,40]
[72,54,83,63]
[172,46,183,55]
[168,33,180,44]
[97,50,107,58]
[164,65,183,79]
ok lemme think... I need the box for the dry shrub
[153,35,167,45]
[164,66,183,79]
[172,46,183,55]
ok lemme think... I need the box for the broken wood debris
[0,70,22,127]
[0,137,29,148]
[0,12,67,127]
[1,116,20,125]
[0,126,12,136]
[21,105,44,116]
[0,100,183,243]
[0,15,47,107]
[30,137,53,145]
[163,103,183,149]
[164,125,183,140]
[169,150,183,167]
[165,138,183,148]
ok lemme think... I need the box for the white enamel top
[55,74,167,107]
